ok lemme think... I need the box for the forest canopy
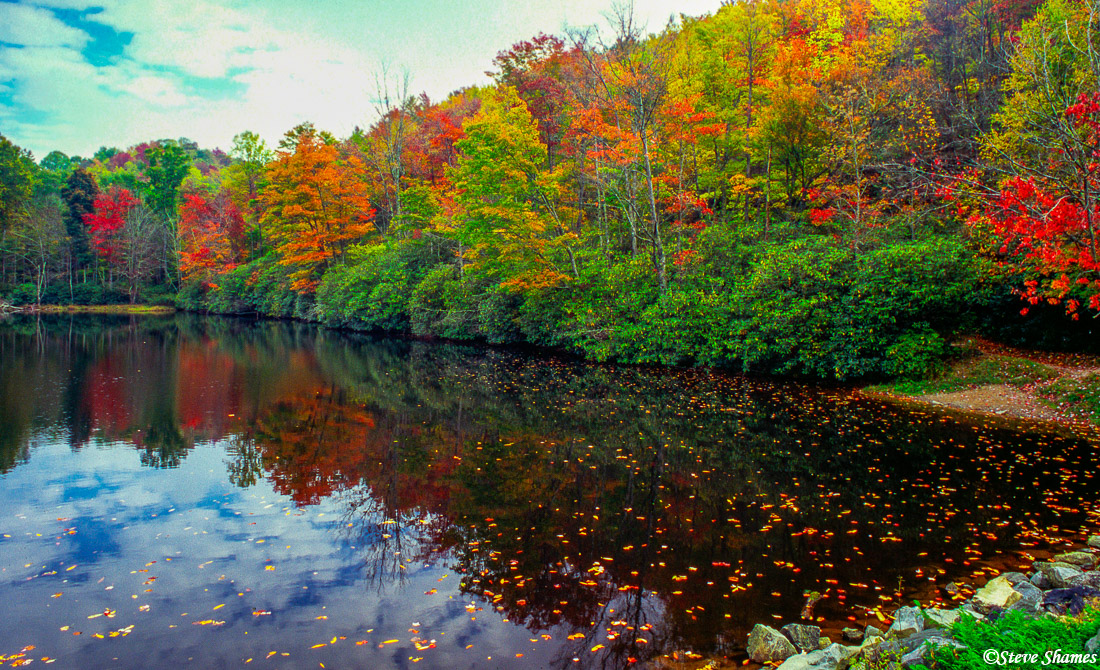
[3,0,1100,379]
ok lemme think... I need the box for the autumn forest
[3,0,1100,379]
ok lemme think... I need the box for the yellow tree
[448,86,579,289]
[261,124,376,292]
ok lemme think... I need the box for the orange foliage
[261,128,377,292]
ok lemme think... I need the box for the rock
[782,623,824,652]
[1007,581,1044,613]
[902,645,932,668]
[1065,571,1100,589]
[1054,551,1097,568]
[1000,572,1028,585]
[1030,571,1051,589]
[841,627,863,643]
[864,625,884,640]
[1042,586,1100,616]
[959,605,985,621]
[900,635,967,669]
[864,630,963,666]
[1086,630,1100,654]
[1088,535,1100,549]
[888,606,924,638]
[748,624,798,663]
[775,643,856,670]
[819,637,832,650]
[775,653,818,670]
[923,608,959,629]
[1037,562,1084,588]
[943,583,960,596]
[973,576,1022,611]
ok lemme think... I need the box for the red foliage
[83,187,139,264]
[178,190,246,283]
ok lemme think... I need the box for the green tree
[61,167,100,277]
[145,140,191,219]
[449,86,579,288]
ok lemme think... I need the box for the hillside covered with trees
[3,0,1100,379]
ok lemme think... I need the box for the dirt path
[868,338,1100,429]
[920,384,1066,422]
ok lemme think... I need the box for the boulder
[864,630,963,666]
[1086,630,1100,654]
[864,625,884,640]
[841,627,863,643]
[1030,571,1051,589]
[1042,586,1100,616]
[1065,571,1100,589]
[776,644,855,670]
[748,624,798,663]
[1000,572,1028,585]
[888,606,924,638]
[782,623,824,652]
[973,576,1022,611]
[959,605,985,621]
[1054,551,1097,568]
[923,608,960,629]
[1037,562,1084,588]
[1088,535,1100,549]
[1007,581,1044,613]
[900,635,967,669]
[902,644,932,668]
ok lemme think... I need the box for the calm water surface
[0,314,1097,669]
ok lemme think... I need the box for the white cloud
[0,2,89,48]
[2,0,723,159]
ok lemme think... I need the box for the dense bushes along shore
[170,228,1080,381]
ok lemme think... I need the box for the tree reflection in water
[0,312,1096,664]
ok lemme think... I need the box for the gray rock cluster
[744,541,1100,670]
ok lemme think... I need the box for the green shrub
[884,328,949,379]
[478,286,521,344]
[9,283,37,306]
[409,265,455,336]
[922,606,1100,670]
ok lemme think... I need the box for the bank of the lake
[7,303,177,314]
[730,536,1100,670]
[866,339,1100,430]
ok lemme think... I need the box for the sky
[0,0,722,161]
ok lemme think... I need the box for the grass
[1041,373,1100,424]
[23,304,176,314]
[920,605,1100,670]
[869,354,1061,396]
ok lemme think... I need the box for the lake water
[0,314,1097,668]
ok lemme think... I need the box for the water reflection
[0,314,1097,667]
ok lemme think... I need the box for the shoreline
[669,534,1100,669]
[863,338,1100,431]
[2,304,177,315]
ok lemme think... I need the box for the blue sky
[0,0,722,160]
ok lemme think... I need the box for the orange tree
[261,124,376,292]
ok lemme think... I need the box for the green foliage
[316,242,425,332]
[884,328,948,379]
[8,283,36,306]
[409,265,455,336]
[1044,373,1100,423]
[144,141,191,217]
[7,282,130,306]
[881,354,1061,396]
[477,286,522,344]
[0,134,36,234]
[922,607,1100,670]
[721,236,982,379]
